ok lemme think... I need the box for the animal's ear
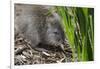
[46,16,53,23]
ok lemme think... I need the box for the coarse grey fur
[14,4,65,51]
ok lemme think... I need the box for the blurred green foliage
[56,6,94,61]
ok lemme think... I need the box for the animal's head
[45,13,65,46]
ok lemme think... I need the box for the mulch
[14,34,73,65]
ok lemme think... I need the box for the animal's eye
[53,31,59,34]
